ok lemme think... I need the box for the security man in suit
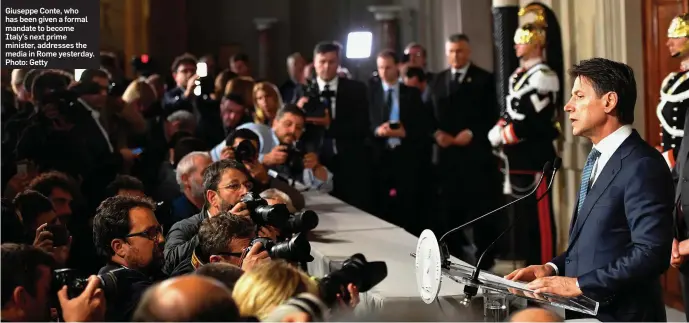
[488,4,563,266]
[658,13,689,167]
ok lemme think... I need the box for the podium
[414,230,599,318]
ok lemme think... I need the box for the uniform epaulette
[529,68,559,93]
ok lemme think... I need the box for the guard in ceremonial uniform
[658,13,689,168]
[488,3,563,266]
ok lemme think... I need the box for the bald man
[509,307,563,322]
[133,275,240,322]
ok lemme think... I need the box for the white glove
[488,124,503,147]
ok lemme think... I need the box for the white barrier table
[302,191,398,232]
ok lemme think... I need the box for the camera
[232,139,257,163]
[51,268,124,300]
[44,224,69,247]
[247,232,313,262]
[286,210,319,233]
[317,253,387,306]
[240,192,291,228]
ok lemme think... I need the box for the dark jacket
[98,263,154,322]
[162,207,208,276]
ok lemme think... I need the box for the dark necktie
[386,88,393,115]
[322,84,332,117]
[577,148,601,215]
[454,72,462,84]
[451,72,462,93]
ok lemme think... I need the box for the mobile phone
[44,224,69,247]
[131,147,144,155]
[196,62,208,78]
[389,121,400,130]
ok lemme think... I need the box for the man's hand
[57,276,106,322]
[296,97,309,109]
[33,223,54,253]
[335,283,360,310]
[453,129,472,146]
[241,242,270,271]
[258,226,280,241]
[183,75,199,98]
[672,238,685,268]
[263,145,289,167]
[375,122,391,137]
[488,124,503,147]
[303,152,320,170]
[244,160,269,185]
[435,130,455,148]
[220,146,235,160]
[505,264,555,282]
[526,276,583,297]
[229,202,251,218]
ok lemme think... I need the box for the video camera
[240,192,319,233]
[247,232,313,262]
[317,253,387,306]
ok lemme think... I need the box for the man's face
[186,156,212,200]
[21,265,52,321]
[231,60,250,77]
[514,43,539,59]
[407,46,426,68]
[288,57,306,82]
[564,76,610,138]
[174,63,196,88]
[81,76,109,109]
[207,169,252,213]
[272,112,305,145]
[220,99,246,128]
[446,40,471,69]
[212,234,255,267]
[667,37,689,57]
[118,207,165,272]
[314,52,339,81]
[117,189,146,198]
[376,56,399,84]
[49,188,72,223]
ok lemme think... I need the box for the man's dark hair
[377,50,399,64]
[168,131,194,149]
[405,67,427,83]
[313,41,341,57]
[80,69,111,83]
[225,128,261,150]
[13,190,54,234]
[106,175,145,198]
[93,195,156,259]
[202,160,252,197]
[171,54,198,73]
[2,243,55,307]
[1,200,24,244]
[276,104,306,121]
[195,263,245,291]
[27,171,76,199]
[173,137,208,167]
[230,53,250,64]
[447,33,470,44]
[568,58,636,124]
[197,213,255,263]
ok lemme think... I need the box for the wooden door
[642,0,688,312]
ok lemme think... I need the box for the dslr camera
[317,253,388,306]
[240,192,319,233]
[228,139,257,163]
[247,232,313,262]
[51,267,125,300]
[32,70,106,121]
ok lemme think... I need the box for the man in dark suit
[507,58,673,322]
[368,50,432,234]
[673,97,689,322]
[295,42,373,212]
[429,34,502,268]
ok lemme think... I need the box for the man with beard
[163,159,252,276]
[92,195,166,322]
[235,105,334,192]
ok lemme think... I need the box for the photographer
[162,54,197,114]
[188,213,270,275]
[213,128,305,210]
[163,159,253,276]
[217,105,333,193]
[92,195,166,321]
[1,243,105,322]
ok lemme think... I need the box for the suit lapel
[676,111,689,201]
[568,132,639,247]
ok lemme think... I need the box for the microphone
[438,161,553,244]
[461,157,562,304]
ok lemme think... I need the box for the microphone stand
[462,158,561,303]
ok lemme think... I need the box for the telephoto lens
[52,268,123,300]
[317,254,388,306]
[248,233,313,263]
[286,210,319,233]
[240,192,290,228]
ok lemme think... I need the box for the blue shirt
[382,82,401,147]
[210,123,334,193]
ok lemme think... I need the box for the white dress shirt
[545,125,633,279]
[316,76,339,120]
[78,98,114,153]
[451,63,471,83]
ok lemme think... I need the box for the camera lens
[254,204,290,229]
[287,210,319,233]
[317,253,388,306]
[269,233,313,262]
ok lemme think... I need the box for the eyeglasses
[124,225,163,241]
[220,181,254,192]
[216,251,244,258]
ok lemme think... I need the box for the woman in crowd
[252,82,283,125]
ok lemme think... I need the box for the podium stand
[414,230,599,318]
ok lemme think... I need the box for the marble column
[254,18,278,81]
[368,5,403,53]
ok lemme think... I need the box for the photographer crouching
[212,104,334,193]
[91,195,166,321]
